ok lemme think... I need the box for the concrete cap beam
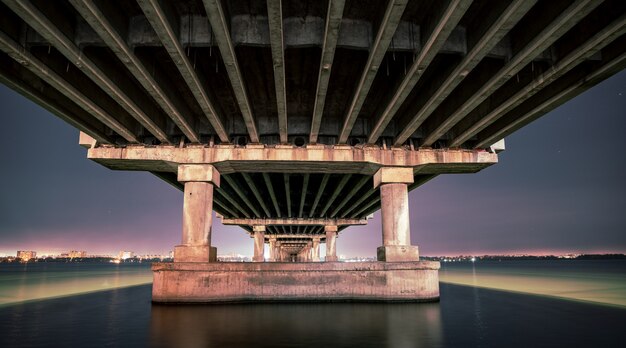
[324,226,338,233]
[252,225,266,232]
[373,167,414,189]
[178,164,220,186]
[220,217,367,226]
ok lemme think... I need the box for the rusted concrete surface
[152,261,440,303]
[173,246,217,263]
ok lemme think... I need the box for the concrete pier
[252,225,265,262]
[325,226,338,261]
[375,168,420,262]
[173,165,220,263]
[152,261,440,303]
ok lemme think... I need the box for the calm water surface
[0,260,624,347]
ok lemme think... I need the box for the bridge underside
[1,0,624,302]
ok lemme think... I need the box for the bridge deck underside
[156,170,435,236]
[0,0,623,149]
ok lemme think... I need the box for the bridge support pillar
[252,225,266,262]
[312,237,321,262]
[325,226,338,261]
[374,167,419,262]
[174,165,220,263]
[268,237,277,261]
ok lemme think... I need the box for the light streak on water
[0,263,152,306]
[439,260,626,307]
[1,260,624,308]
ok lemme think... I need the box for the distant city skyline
[1,71,625,257]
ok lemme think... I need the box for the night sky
[0,70,624,257]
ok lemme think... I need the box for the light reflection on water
[150,302,443,348]
[0,261,625,347]
[1,260,624,308]
[439,260,626,307]
[0,263,152,306]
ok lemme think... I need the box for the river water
[0,260,624,347]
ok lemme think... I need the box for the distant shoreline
[423,254,626,262]
[1,253,625,263]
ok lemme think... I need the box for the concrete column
[174,165,220,262]
[325,226,338,261]
[374,167,419,262]
[252,225,265,262]
[268,237,277,261]
[312,237,321,262]
[276,241,283,261]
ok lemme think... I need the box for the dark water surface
[0,261,625,347]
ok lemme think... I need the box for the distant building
[17,250,36,261]
[119,251,134,260]
[68,250,87,258]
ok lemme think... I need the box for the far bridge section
[0,0,624,303]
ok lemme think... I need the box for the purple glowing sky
[0,71,624,257]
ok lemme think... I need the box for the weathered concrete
[219,217,367,226]
[325,225,338,261]
[174,164,220,263]
[252,225,265,262]
[376,167,419,262]
[88,145,498,175]
[152,261,440,303]
[312,237,321,262]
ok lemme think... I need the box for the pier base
[152,261,440,303]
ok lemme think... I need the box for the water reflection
[0,263,152,306]
[150,302,442,348]
[439,260,626,307]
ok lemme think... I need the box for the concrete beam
[366,0,472,145]
[227,15,430,52]
[373,167,414,188]
[309,0,346,143]
[298,174,310,218]
[309,174,330,216]
[88,145,498,175]
[219,217,367,226]
[263,173,282,217]
[338,0,408,144]
[470,13,626,148]
[319,174,352,217]
[222,175,262,218]
[267,234,324,239]
[0,30,138,143]
[353,196,382,218]
[216,187,251,218]
[395,0,536,146]
[445,0,604,148]
[177,164,220,185]
[284,173,292,217]
[213,196,238,218]
[241,173,272,217]
[136,0,229,143]
[70,0,201,143]
[3,0,170,143]
[267,0,288,143]
[339,187,378,218]
[202,0,259,143]
[0,63,113,144]
[476,50,626,149]
[330,175,369,217]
